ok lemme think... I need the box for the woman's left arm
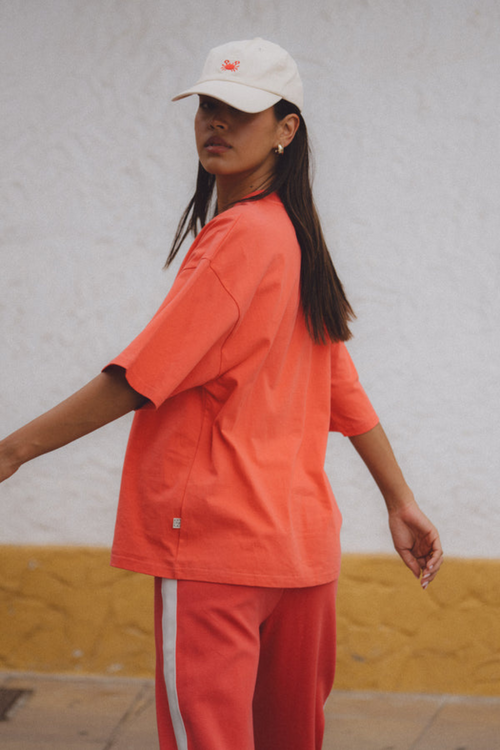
[0,366,147,484]
[349,422,443,589]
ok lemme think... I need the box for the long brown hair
[165,100,354,344]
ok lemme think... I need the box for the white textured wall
[1,0,499,557]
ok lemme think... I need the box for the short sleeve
[105,258,239,408]
[329,343,379,436]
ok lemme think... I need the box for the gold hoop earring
[274,144,284,155]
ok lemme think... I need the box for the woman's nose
[209,115,226,130]
[208,104,229,129]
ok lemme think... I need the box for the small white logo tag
[172,518,182,529]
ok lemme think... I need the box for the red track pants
[154,578,338,750]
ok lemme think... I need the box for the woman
[0,38,442,750]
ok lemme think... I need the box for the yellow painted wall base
[335,555,500,697]
[1,546,499,696]
[0,547,155,679]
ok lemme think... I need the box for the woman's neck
[215,169,274,213]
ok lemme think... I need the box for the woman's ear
[279,113,300,148]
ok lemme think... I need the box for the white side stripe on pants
[161,579,188,750]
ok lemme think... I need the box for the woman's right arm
[0,366,146,483]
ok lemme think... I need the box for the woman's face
[194,96,287,191]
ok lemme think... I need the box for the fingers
[398,548,422,580]
[397,538,444,590]
[420,546,444,589]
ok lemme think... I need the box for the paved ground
[0,672,499,749]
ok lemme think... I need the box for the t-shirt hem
[110,553,340,588]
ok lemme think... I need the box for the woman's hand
[388,499,443,588]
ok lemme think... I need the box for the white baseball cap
[172,38,303,113]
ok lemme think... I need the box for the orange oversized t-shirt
[107,193,378,587]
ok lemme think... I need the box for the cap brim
[172,80,281,114]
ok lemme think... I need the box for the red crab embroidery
[221,59,240,72]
